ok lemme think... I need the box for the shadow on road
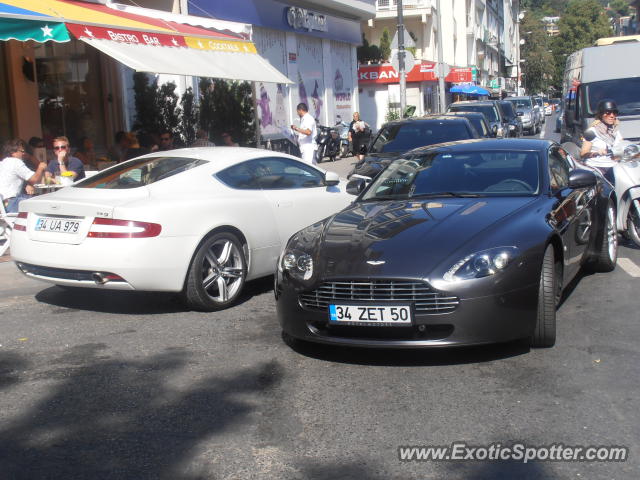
[0,345,283,479]
[284,334,530,367]
[33,276,274,315]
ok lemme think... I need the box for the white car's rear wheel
[184,232,246,311]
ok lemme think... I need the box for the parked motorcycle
[564,138,640,246]
[315,125,341,163]
[335,119,351,158]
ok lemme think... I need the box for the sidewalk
[317,154,359,179]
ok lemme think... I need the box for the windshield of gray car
[361,150,540,201]
[368,121,475,153]
[506,98,532,110]
[448,104,498,122]
[585,78,640,116]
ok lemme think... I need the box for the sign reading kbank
[286,7,328,32]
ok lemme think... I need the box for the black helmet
[596,99,618,117]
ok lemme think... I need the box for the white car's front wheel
[184,232,247,311]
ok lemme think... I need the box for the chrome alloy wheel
[607,205,618,261]
[201,238,244,303]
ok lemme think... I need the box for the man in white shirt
[291,103,317,165]
[0,139,47,213]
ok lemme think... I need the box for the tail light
[88,218,162,238]
[13,212,28,232]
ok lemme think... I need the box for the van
[561,41,640,144]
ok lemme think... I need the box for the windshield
[506,98,532,109]
[448,104,498,122]
[368,121,473,153]
[76,156,207,189]
[585,78,640,116]
[361,150,540,201]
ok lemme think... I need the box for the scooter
[315,125,341,163]
[564,138,640,246]
[335,119,351,158]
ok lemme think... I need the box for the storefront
[357,61,474,130]
[187,0,375,139]
[0,0,291,151]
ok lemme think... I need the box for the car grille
[299,280,459,315]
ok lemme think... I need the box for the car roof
[408,138,553,154]
[506,96,532,100]
[129,147,303,173]
[382,115,472,127]
[450,100,497,105]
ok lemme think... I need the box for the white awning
[80,36,292,83]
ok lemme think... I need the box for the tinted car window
[499,101,517,121]
[217,157,324,190]
[448,104,498,122]
[76,156,207,189]
[368,120,474,153]
[548,149,570,190]
[363,150,540,200]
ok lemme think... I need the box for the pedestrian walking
[349,112,369,161]
[291,102,317,165]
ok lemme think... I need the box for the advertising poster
[296,36,324,123]
[330,40,353,121]
[252,27,288,138]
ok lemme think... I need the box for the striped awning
[0,0,291,83]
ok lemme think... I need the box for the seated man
[0,139,47,213]
[45,136,85,182]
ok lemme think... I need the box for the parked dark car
[276,139,617,349]
[498,100,523,137]
[444,111,492,138]
[347,115,479,179]
[504,96,540,135]
[446,100,508,138]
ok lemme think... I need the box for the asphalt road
[1,114,638,479]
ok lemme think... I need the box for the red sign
[66,23,187,47]
[358,62,474,85]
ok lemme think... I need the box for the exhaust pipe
[92,272,108,285]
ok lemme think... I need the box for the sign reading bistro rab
[358,61,473,84]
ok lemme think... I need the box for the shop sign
[358,62,474,84]
[288,52,297,63]
[286,7,328,33]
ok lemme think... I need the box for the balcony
[376,0,432,12]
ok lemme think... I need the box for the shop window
[34,40,106,151]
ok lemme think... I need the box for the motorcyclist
[580,99,623,173]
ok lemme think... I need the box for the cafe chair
[0,194,18,257]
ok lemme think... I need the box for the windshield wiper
[410,191,483,198]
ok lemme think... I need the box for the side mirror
[346,177,369,195]
[516,111,524,116]
[568,169,597,189]
[325,171,340,186]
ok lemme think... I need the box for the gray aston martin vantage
[275,139,618,349]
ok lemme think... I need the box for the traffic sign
[391,31,415,50]
[390,50,415,74]
[436,62,450,78]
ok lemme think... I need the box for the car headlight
[279,250,314,280]
[509,125,516,130]
[443,246,519,282]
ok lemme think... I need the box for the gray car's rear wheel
[184,232,247,311]
[531,245,557,348]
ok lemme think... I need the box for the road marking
[539,124,546,139]
[618,257,640,277]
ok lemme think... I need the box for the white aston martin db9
[11,147,353,310]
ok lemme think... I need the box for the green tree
[198,78,255,145]
[132,72,161,134]
[157,82,181,135]
[550,0,612,91]
[520,11,554,94]
[608,0,630,17]
[379,28,392,62]
[178,87,199,146]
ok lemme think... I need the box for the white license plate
[35,217,81,234]
[329,304,412,326]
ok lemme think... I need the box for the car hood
[314,196,536,278]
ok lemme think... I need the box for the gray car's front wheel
[184,232,247,311]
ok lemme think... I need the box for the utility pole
[397,0,406,115]
[435,0,446,112]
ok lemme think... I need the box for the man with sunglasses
[45,136,85,183]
